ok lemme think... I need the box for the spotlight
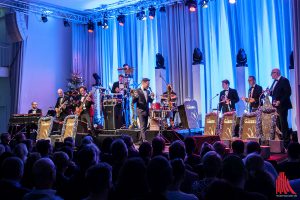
[149,6,156,20]
[102,19,109,29]
[159,6,166,12]
[117,14,125,26]
[236,48,247,67]
[41,14,48,23]
[63,19,70,27]
[87,20,94,33]
[193,48,203,64]
[186,0,197,12]
[136,10,146,20]
[200,0,209,8]
[229,0,236,4]
[97,21,103,27]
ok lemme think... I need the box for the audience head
[81,135,94,146]
[184,136,196,155]
[117,157,148,196]
[13,143,28,162]
[222,155,246,188]
[15,133,26,143]
[64,137,75,148]
[147,156,172,194]
[200,142,215,159]
[246,141,261,155]
[101,137,114,154]
[170,159,185,186]
[121,135,134,149]
[245,153,264,173]
[287,142,300,161]
[36,139,52,157]
[86,163,112,195]
[22,139,33,153]
[232,140,245,156]
[110,139,128,164]
[0,133,11,144]
[60,146,73,160]
[77,144,99,171]
[32,158,56,189]
[53,151,69,172]
[204,179,236,200]
[169,140,186,160]
[202,151,222,178]
[139,141,152,159]
[213,141,226,158]
[152,136,166,156]
[1,157,24,181]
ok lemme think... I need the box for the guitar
[55,100,68,118]
[75,92,93,116]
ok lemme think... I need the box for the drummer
[112,74,125,94]
[161,85,177,106]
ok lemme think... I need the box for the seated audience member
[184,137,201,169]
[23,158,62,200]
[52,151,70,197]
[10,133,26,149]
[60,146,77,178]
[122,135,139,158]
[167,159,198,200]
[110,139,128,183]
[0,151,13,168]
[231,139,245,159]
[244,153,275,200]
[199,142,214,160]
[139,141,153,165]
[22,139,34,153]
[81,136,94,147]
[0,144,5,156]
[290,179,300,197]
[244,141,278,181]
[114,157,148,200]
[169,140,198,193]
[278,142,300,180]
[36,139,52,158]
[100,137,114,165]
[152,136,168,159]
[64,137,75,148]
[0,157,29,200]
[222,155,267,200]
[204,179,237,200]
[13,143,28,162]
[84,163,112,200]
[21,152,41,189]
[213,141,227,158]
[0,133,11,152]
[147,156,172,200]
[192,151,222,199]
[67,144,99,200]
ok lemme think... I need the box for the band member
[242,76,263,112]
[219,79,239,113]
[111,74,125,94]
[77,86,94,131]
[55,88,69,121]
[270,68,292,147]
[132,78,154,143]
[28,102,42,115]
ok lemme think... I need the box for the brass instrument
[167,84,173,110]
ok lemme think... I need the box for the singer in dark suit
[28,102,42,115]
[270,68,292,147]
[243,76,263,112]
[132,78,154,144]
[219,79,239,113]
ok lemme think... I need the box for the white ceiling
[32,0,124,11]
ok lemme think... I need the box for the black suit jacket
[248,84,263,110]
[55,96,68,108]
[111,81,120,93]
[219,88,239,112]
[78,95,94,110]
[271,76,292,111]
[28,108,42,115]
[132,88,154,114]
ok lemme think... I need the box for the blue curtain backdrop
[72,0,293,114]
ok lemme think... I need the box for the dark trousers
[138,111,149,142]
[277,109,290,146]
[80,110,92,130]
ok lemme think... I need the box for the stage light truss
[0,0,90,23]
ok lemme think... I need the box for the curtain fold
[292,0,300,142]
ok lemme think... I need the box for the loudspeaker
[103,104,122,130]
[178,100,199,129]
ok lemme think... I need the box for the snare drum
[162,110,172,118]
[103,94,112,100]
[151,103,161,110]
[112,93,123,100]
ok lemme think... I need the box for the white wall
[20,14,72,114]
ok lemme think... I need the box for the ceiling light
[87,20,94,33]
[41,14,48,23]
[102,19,109,29]
[186,0,197,12]
[117,14,125,26]
[229,0,236,4]
[200,0,209,8]
[159,6,166,12]
[149,6,156,20]
[136,10,146,20]
[63,19,70,27]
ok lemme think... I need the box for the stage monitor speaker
[178,100,199,129]
[103,104,122,130]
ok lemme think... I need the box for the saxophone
[129,89,138,129]
[167,84,173,110]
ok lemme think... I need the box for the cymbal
[117,67,134,74]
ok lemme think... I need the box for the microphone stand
[210,94,219,112]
